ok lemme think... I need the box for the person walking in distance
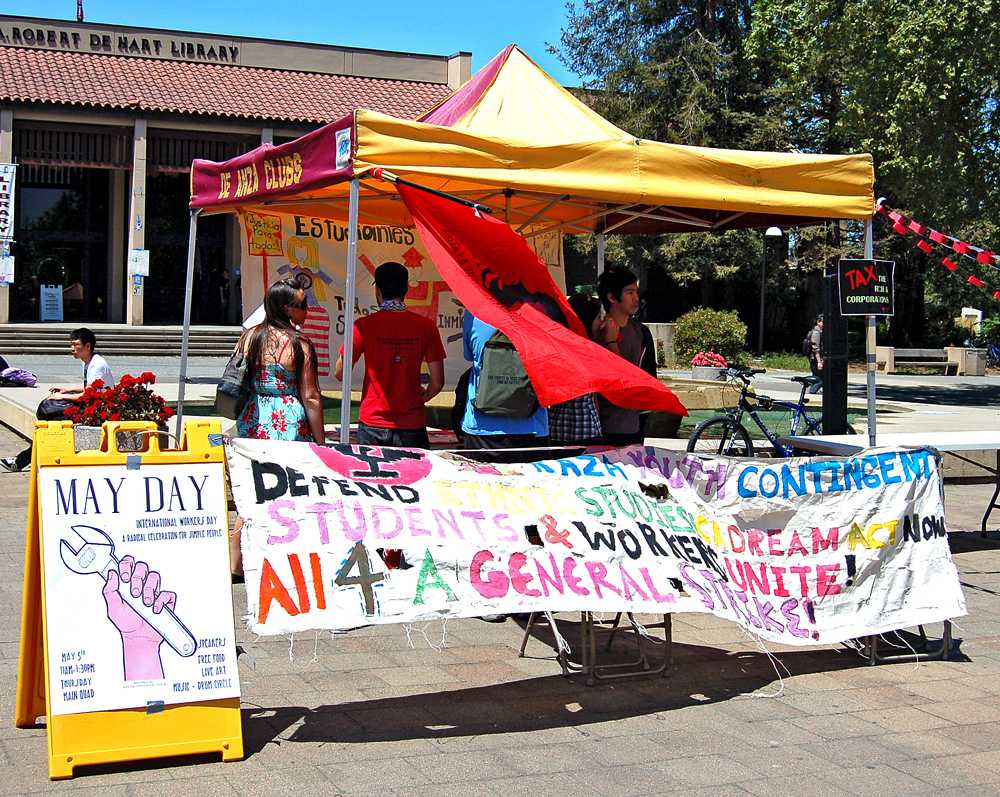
[807,314,824,394]
[2,328,112,472]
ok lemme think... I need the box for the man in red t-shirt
[335,261,446,448]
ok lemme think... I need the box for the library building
[0,14,469,326]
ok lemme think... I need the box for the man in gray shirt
[593,267,647,446]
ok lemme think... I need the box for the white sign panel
[0,254,14,284]
[38,463,241,716]
[335,128,351,171]
[40,284,63,321]
[228,441,966,646]
[128,249,151,277]
[0,163,15,240]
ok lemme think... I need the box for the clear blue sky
[7,0,582,85]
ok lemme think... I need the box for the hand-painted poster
[227,440,966,646]
[237,210,565,390]
[38,463,240,716]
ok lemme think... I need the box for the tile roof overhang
[0,46,452,124]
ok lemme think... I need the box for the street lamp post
[758,226,783,355]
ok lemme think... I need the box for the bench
[876,346,962,375]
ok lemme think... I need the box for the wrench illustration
[59,524,197,658]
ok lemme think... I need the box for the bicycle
[986,343,1000,370]
[686,367,822,457]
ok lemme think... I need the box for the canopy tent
[181,44,876,441]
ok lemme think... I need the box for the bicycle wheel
[686,416,755,457]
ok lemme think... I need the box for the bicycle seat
[791,375,821,385]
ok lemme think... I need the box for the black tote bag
[214,344,251,420]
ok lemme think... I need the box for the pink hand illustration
[102,555,177,681]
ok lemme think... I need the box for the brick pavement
[0,423,999,795]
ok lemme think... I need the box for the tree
[558,0,1000,346]
[748,0,1000,343]
[558,1,801,343]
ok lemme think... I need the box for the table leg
[517,612,536,658]
[663,614,672,675]
[981,450,1000,537]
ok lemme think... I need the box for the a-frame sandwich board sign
[15,420,243,779]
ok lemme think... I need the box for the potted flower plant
[690,351,728,381]
[63,372,175,451]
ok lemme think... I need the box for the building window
[144,172,237,325]
[13,123,131,169]
[13,165,110,322]
[140,129,257,324]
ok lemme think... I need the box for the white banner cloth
[227,440,966,646]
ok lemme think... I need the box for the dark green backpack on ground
[472,330,539,417]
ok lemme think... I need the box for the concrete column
[107,169,126,322]
[447,52,473,90]
[0,109,12,325]
[261,127,274,145]
[126,119,147,326]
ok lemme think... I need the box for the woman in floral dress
[231,277,325,577]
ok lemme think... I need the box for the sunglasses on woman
[277,273,314,291]
[289,296,309,310]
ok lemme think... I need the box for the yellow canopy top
[193,45,874,234]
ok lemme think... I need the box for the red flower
[69,372,171,427]
[690,351,728,368]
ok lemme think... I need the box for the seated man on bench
[1,328,113,472]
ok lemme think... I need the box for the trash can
[966,348,987,376]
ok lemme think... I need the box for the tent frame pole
[340,178,360,445]
[176,208,201,443]
[864,216,876,447]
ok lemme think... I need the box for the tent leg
[176,208,200,443]
[596,233,605,279]
[864,216,876,447]
[340,178,360,445]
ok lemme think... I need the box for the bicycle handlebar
[724,367,766,381]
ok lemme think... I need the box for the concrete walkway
[0,415,999,794]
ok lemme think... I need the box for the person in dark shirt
[593,267,649,446]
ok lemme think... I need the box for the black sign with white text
[838,259,895,316]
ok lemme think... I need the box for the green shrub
[979,316,1000,345]
[673,307,748,365]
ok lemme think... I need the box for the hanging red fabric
[396,183,687,416]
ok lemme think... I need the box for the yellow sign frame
[15,420,243,779]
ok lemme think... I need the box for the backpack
[801,332,813,358]
[472,331,539,417]
[0,366,37,387]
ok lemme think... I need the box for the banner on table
[227,440,966,646]
[236,210,566,390]
[38,463,240,716]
